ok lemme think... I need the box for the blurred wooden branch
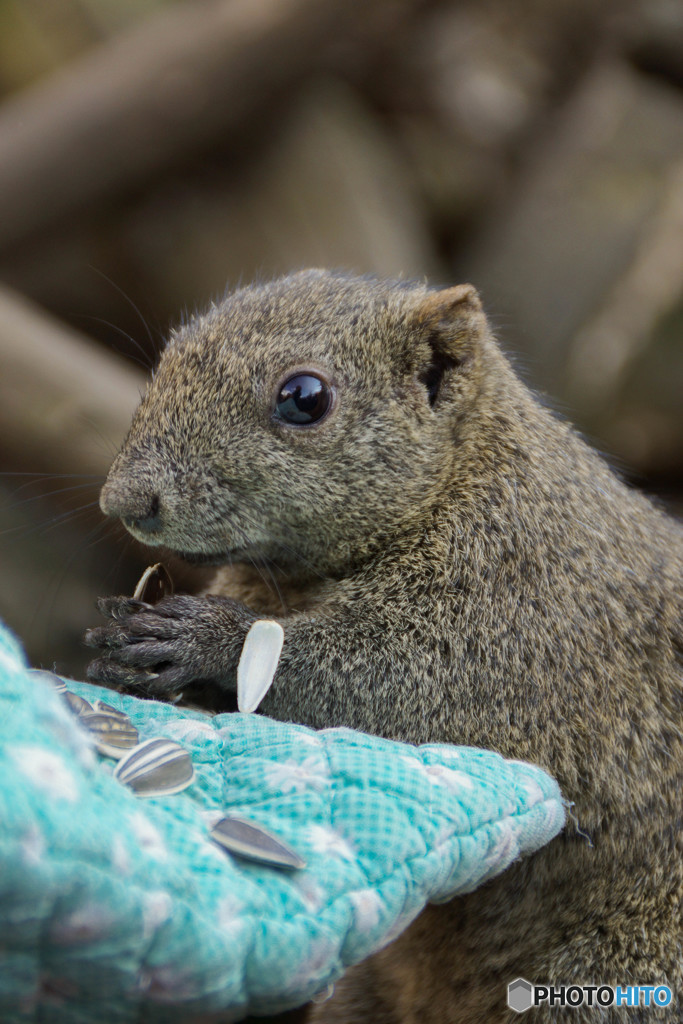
[462,58,683,474]
[0,284,144,476]
[0,0,426,253]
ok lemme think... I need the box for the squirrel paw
[84,593,255,698]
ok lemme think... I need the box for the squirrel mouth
[176,550,232,567]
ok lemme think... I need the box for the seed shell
[114,737,194,797]
[210,816,306,870]
[311,983,335,1005]
[132,563,173,604]
[81,710,138,759]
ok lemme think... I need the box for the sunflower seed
[311,983,335,1004]
[92,699,129,719]
[132,563,173,604]
[81,711,138,759]
[114,737,194,797]
[237,619,284,713]
[210,816,306,870]
[63,691,92,716]
[27,668,67,694]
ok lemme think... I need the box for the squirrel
[85,269,682,1023]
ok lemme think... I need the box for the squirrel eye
[275,373,331,425]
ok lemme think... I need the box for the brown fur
[86,270,683,1022]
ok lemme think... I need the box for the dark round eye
[275,373,332,425]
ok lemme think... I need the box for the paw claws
[96,596,151,620]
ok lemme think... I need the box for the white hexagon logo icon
[508,978,533,1013]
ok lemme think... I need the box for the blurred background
[0,0,681,678]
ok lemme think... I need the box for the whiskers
[199,498,330,614]
[0,470,129,674]
[0,471,103,539]
[79,315,154,373]
[221,517,287,615]
[234,499,330,585]
[87,265,161,361]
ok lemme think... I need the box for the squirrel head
[100,270,492,575]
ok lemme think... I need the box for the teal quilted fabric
[0,622,565,1022]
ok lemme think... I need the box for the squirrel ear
[415,284,484,350]
[411,284,486,408]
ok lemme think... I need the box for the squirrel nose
[100,483,163,535]
[123,494,162,534]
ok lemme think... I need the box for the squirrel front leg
[84,593,408,733]
[260,611,427,737]
[84,593,258,697]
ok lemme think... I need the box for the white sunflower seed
[237,619,284,713]
[81,710,138,759]
[114,737,194,797]
[210,816,306,870]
